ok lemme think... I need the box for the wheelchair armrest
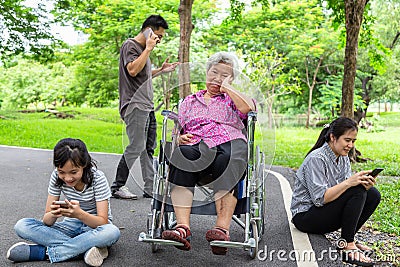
[161,110,179,124]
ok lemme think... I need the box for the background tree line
[0,0,399,125]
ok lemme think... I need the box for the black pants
[292,185,380,243]
[168,139,247,195]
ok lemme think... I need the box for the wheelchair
[139,107,266,259]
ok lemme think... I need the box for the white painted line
[267,170,318,267]
[0,145,122,155]
[0,145,51,151]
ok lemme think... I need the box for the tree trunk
[354,76,372,123]
[178,0,194,99]
[341,0,368,119]
[305,57,323,128]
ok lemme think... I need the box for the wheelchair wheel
[254,146,266,239]
[249,220,259,259]
[258,150,266,238]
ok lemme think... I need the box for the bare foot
[355,241,373,252]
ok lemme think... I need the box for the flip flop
[205,227,230,255]
[340,249,374,267]
[162,225,192,251]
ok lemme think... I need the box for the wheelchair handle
[247,111,257,121]
[161,110,179,123]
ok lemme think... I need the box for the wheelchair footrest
[210,238,256,249]
[138,232,184,246]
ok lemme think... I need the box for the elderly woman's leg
[214,190,237,230]
[204,190,237,255]
[170,186,193,227]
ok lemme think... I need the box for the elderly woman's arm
[220,76,256,114]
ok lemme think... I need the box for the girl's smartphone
[368,168,384,177]
[54,200,68,208]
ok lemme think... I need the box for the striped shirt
[179,90,248,148]
[290,142,352,217]
[48,168,113,222]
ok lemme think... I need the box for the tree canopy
[0,0,399,123]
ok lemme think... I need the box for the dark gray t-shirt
[119,38,153,118]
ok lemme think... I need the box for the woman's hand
[361,171,376,190]
[346,170,375,189]
[179,133,194,145]
[220,75,234,94]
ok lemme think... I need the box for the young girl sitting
[7,138,120,266]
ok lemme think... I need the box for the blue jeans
[14,218,120,263]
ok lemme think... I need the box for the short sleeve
[48,169,61,197]
[227,96,247,120]
[178,95,193,130]
[121,40,140,68]
[93,170,112,202]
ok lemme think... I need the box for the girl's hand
[50,201,65,218]
[179,133,194,145]
[50,199,71,218]
[346,170,374,188]
[60,200,82,218]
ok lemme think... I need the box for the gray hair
[206,52,240,80]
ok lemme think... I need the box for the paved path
[0,145,344,266]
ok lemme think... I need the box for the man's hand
[160,57,179,74]
[145,31,160,51]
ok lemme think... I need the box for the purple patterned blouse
[178,90,248,148]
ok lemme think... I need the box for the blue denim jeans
[14,218,120,263]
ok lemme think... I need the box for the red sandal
[162,225,192,251]
[205,227,230,255]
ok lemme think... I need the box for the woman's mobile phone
[368,168,384,177]
[54,200,68,208]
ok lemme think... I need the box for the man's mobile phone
[143,28,153,40]
[54,200,68,208]
[368,168,384,177]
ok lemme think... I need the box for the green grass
[1,108,399,236]
[0,108,124,153]
[371,177,400,235]
[269,113,400,177]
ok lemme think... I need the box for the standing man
[111,15,178,199]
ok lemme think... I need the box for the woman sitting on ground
[290,117,381,267]
[161,52,256,255]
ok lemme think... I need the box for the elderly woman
[162,52,256,255]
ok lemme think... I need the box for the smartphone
[54,200,69,208]
[143,28,153,40]
[368,168,384,177]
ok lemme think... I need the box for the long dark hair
[53,138,97,187]
[306,117,358,157]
